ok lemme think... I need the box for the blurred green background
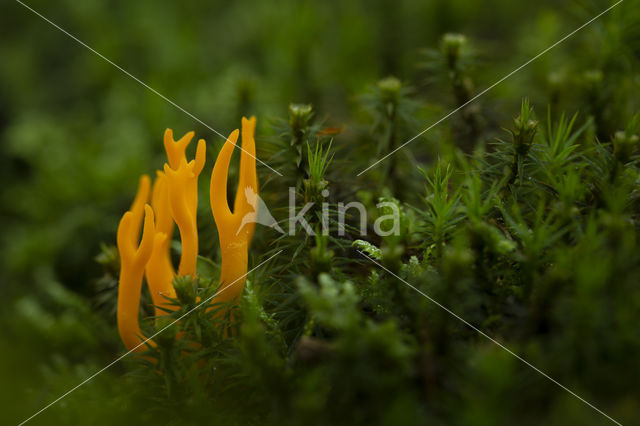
[1,0,639,424]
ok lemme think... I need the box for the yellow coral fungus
[117,204,157,352]
[210,116,258,306]
[164,147,206,277]
[116,118,259,351]
[163,129,206,278]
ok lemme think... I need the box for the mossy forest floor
[1,1,640,425]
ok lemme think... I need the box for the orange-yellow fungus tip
[163,128,195,170]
